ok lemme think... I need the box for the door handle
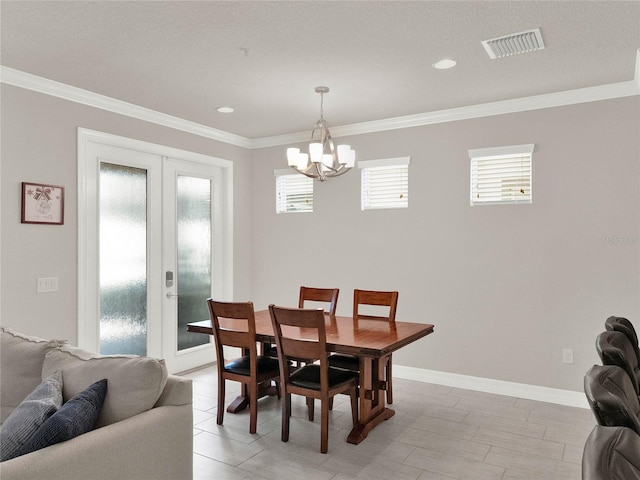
[166,292,180,299]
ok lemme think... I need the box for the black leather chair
[582,425,640,480]
[605,316,640,365]
[583,364,640,434]
[596,330,640,395]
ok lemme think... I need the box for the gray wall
[1,82,639,392]
[0,84,253,341]
[249,97,640,392]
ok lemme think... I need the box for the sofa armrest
[155,374,192,407]
[0,402,193,480]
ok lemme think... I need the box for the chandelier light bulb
[287,148,300,167]
[309,143,323,163]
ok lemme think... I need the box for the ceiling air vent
[482,28,545,59]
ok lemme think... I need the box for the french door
[77,129,233,373]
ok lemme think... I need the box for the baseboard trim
[394,365,588,409]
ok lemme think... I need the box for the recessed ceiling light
[433,59,457,70]
[216,107,234,113]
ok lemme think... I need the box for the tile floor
[182,365,593,480]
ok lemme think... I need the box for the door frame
[77,128,233,370]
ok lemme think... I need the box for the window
[469,144,534,206]
[359,157,410,211]
[274,169,313,213]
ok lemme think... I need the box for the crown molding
[0,66,252,149]
[254,80,640,148]
[2,65,638,151]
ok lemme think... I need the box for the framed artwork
[21,182,65,225]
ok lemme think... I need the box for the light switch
[37,277,59,293]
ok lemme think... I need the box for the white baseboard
[394,365,589,409]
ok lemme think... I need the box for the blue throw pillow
[0,371,63,461]
[14,378,108,458]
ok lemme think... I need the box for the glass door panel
[176,175,211,351]
[98,162,148,355]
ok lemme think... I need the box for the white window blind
[469,144,534,206]
[274,169,313,213]
[359,157,410,211]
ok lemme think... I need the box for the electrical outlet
[37,277,59,293]
[562,348,574,364]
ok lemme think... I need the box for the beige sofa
[0,328,193,480]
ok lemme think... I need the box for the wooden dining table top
[187,309,434,358]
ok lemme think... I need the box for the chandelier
[286,86,355,182]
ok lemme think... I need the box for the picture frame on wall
[21,182,65,225]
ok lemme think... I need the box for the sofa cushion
[15,378,108,458]
[0,327,66,423]
[0,371,63,461]
[42,344,168,428]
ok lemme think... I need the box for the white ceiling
[1,1,639,140]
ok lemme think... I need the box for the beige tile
[449,388,518,407]
[398,428,490,462]
[485,446,581,480]
[403,414,479,440]
[416,471,458,480]
[325,458,423,480]
[237,447,335,480]
[543,420,594,447]
[392,404,470,426]
[193,408,216,426]
[515,398,593,423]
[196,414,278,443]
[563,443,584,465]
[193,453,256,480]
[464,411,546,439]
[193,430,265,466]
[454,398,530,422]
[528,405,594,427]
[404,446,505,480]
[473,427,565,460]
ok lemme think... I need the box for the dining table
[187,309,434,444]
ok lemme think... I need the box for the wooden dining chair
[265,286,340,359]
[268,304,358,454]
[206,299,280,434]
[328,289,398,404]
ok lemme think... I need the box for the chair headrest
[584,364,640,435]
[582,425,640,480]
[596,330,640,394]
[605,316,640,360]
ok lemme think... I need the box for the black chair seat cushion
[290,364,358,390]
[327,354,359,371]
[225,355,280,376]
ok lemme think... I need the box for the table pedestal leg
[347,355,394,444]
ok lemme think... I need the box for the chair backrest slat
[299,286,339,316]
[353,289,398,322]
[217,329,252,349]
